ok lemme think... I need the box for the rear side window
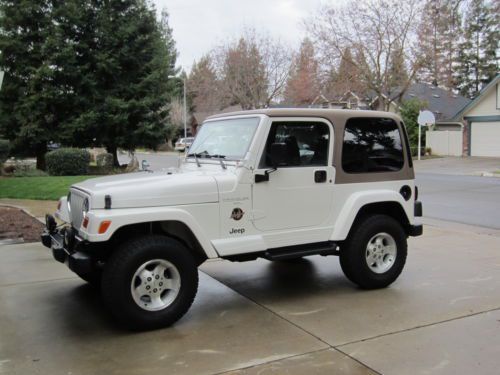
[342,117,404,173]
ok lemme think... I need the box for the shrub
[96,153,114,170]
[46,148,90,176]
[0,139,9,164]
[13,167,48,177]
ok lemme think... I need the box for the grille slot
[69,190,87,229]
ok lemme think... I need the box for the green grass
[0,176,94,200]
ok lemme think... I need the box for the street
[417,173,500,229]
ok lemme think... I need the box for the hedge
[46,148,90,176]
[0,139,9,164]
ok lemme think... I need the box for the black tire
[101,235,198,330]
[340,214,407,289]
[76,269,102,287]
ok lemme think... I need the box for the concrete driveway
[1,221,500,374]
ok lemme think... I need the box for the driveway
[415,156,500,176]
[1,223,500,374]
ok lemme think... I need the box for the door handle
[314,170,327,183]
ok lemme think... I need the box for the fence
[425,130,463,156]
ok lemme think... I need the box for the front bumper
[41,217,93,275]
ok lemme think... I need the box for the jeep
[41,109,423,330]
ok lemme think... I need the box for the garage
[471,121,500,157]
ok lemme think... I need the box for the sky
[153,0,342,73]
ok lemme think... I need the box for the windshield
[188,117,260,160]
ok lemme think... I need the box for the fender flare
[81,207,219,258]
[330,190,409,241]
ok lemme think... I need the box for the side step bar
[264,241,339,261]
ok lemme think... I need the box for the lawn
[0,176,94,200]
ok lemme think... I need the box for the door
[252,119,335,232]
[471,122,500,157]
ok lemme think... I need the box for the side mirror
[269,142,288,167]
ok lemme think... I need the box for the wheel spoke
[162,278,180,292]
[153,263,167,277]
[139,268,153,282]
[134,281,149,297]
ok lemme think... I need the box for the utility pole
[183,78,187,138]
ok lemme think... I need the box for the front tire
[340,215,407,289]
[101,235,198,330]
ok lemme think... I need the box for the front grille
[69,189,87,230]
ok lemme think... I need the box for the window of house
[342,117,404,173]
[262,121,330,167]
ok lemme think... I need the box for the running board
[263,241,339,261]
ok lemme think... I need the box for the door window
[261,121,330,167]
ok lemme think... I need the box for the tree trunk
[36,143,47,171]
[106,145,120,167]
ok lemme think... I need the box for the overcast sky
[153,0,344,72]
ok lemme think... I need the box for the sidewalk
[0,198,57,221]
[414,156,500,176]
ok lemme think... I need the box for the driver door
[252,119,335,232]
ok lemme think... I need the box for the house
[310,91,370,110]
[368,83,471,156]
[369,83,471,129]
[452,74,500,157]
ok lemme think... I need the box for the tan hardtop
[206,108,403,129]
[206,108,413,184]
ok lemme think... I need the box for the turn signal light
[57,200,62,210]
[82,216,89,229]
[98,220,111,234]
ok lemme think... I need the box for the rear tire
[101,235,198,330]
[340,215,407,289]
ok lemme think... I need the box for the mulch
[0,206,44,243]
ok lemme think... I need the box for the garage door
[471,122,500,157]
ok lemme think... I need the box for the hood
[72,168,223,209]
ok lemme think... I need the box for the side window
[342,117,404,173]
[262,121,330,167]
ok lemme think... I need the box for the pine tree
[0,0,179,168]
[0,0,54,169]
[283,38,320,106]
[417,0,462,90]
[188,55,224,113]
[457,0,499,98]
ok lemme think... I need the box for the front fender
[80,206,219,258]
[330,190,410,241]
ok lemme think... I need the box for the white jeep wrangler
[42,109,422,330]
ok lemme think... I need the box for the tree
[188,54,225,113]
[82,3,179,165]
[308,0,424,110]
[399,98,427,153]
[214,29,291,109]
[0,1,179,168]
[417,0,463,89]
[0,0,54,169]
[456,0,499,98]
[283,38,320,106]
[323,47,365,99]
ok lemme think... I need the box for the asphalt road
[416,173,500,229]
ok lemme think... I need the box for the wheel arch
[108,220,211,266]
[331,191,411,241]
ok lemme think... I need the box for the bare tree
[307,0,424,110]
[213,29,292,109]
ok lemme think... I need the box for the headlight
[67,192,71,213]
[82,197,90,216]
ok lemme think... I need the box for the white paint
[418,110,436,161]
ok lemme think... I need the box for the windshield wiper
[210,154,227,169]
[186,152,202,167]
